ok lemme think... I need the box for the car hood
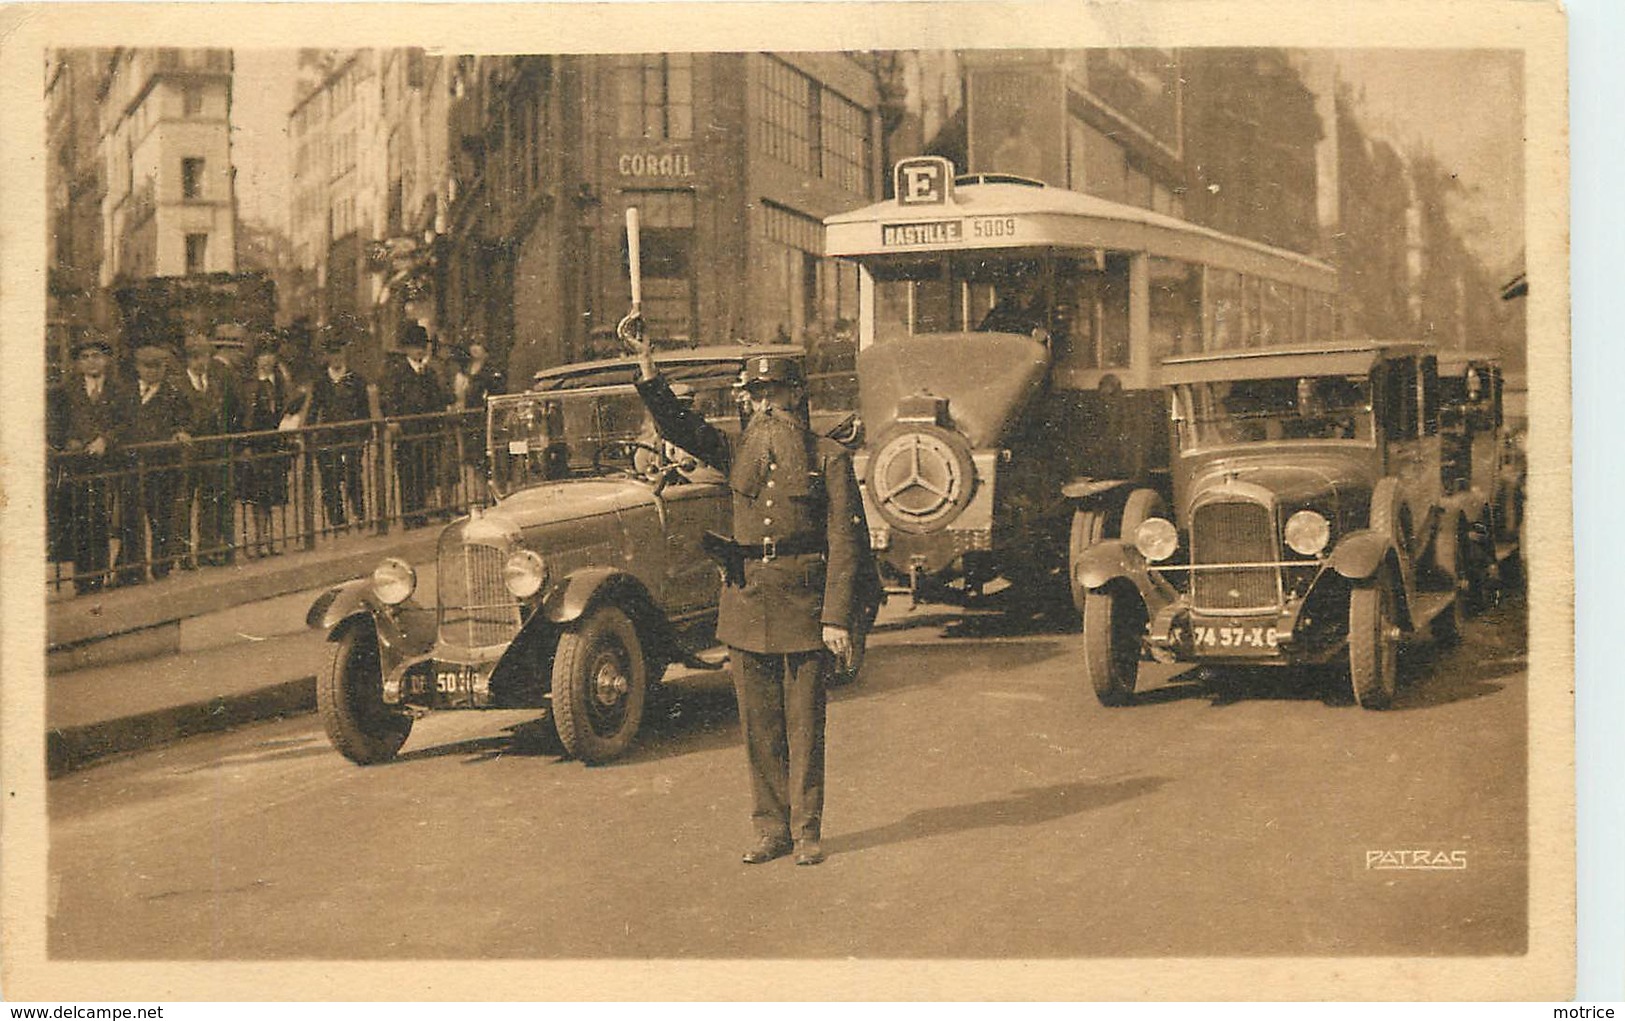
[1184,449,1375,524]
[452,478,658,545]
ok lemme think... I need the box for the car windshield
[485,383,741,497]
[1175,375,1375,451]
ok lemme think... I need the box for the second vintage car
[306,345,867,766]
[1072,342,1479,709]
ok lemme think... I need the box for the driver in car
[632,382,723,483]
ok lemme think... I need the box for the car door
[655,475,730,617]
[1382,355,1444,561]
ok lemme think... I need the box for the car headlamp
[503,549,549,599]
[371,557,417,606]
[1134,517,1179,563]
[1284,510,1332,556]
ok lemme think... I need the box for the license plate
[435,666,477,696]
[1191,623,1279,652]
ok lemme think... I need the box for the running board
[679,645,731,671]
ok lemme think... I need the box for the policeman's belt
[702,531,825,562]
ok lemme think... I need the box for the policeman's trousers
[731,648,827,844]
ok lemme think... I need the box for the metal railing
[47,409,491,596]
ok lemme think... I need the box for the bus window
[1149,258,1203,358]
[1051,254,1130,371]
[1208,268,1243,350]
[1261,279,1291,346]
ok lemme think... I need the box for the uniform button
[767,479,776,488]
[763,518,773,526]
[765,499,774,507]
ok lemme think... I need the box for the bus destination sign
[882,220,964,247]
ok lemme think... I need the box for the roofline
[825,179,1335,279]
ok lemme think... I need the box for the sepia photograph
[0,0,1573,1002]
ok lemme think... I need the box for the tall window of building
[183,82,204,116]
[185,233,208,275]
[181,157,204,200]
[617,54,693,140]
[620,190,695,341]
[761,202,832,344]
[758,57,816,173]
[820,88,870,196]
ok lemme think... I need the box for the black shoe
[794,839,825,866]
[741,837,792,865]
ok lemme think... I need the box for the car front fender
[1073,539,1178,611]
[307,578,436,667]
[1329,530,1394,582]
[541,567,658,625]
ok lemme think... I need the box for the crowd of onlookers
[47,318,504,596]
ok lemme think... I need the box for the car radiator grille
[1190,501,1281,611]
[439,542,521,647]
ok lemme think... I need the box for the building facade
[45,48,109,374]
[432,52,884,385]
[287,48,454,375]
[98,48,237,289]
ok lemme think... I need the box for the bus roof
[825,178,1336,291]
[1160,341,1434,384]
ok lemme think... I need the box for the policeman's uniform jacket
[635,374,866,655]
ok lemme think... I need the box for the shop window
[1207,268,1243,351]
[617,54,693,141]
[183,83,203,116]
[621,191,695,342]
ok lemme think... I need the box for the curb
[48,530,440,671]
[47,675,318,778]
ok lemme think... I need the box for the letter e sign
[895,156,954,206]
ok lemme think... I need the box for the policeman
[626,319,865,867]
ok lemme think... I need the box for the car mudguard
[307,578,436,668]
[1329,530,1394,582]
[307,578,382,632]
[541,567,658,626]
[1072,538,1177,613]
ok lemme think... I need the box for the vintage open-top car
[1072,341,1482,709]
[306,345,861,766]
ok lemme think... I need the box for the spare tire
[865,422,977,535]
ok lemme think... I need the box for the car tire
[1067,507,1110,612]
[1082,588,1144,707]
[1349,578,1399,710]
[318,624,413,765]
[551,605,648,764]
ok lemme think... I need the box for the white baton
[625,207,643,315]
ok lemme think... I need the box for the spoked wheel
[551,605,648,763]
[318,624,413,764]
[1082,589,1146,707]
[1349,578,1400,709]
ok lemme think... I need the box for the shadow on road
[826,774,1168,858]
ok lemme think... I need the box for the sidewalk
[46,526,441,777]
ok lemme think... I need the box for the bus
[823,156,1339,612]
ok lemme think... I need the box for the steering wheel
[592,437,667,476]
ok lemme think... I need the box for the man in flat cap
[307,325,373,531]
[625,317,866,867]
[177,333,240,567]
[117,342,190,583]
[47,331,123,593]
[381,322,450,528]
